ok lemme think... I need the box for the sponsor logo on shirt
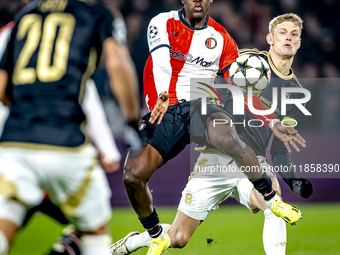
[169,47,213,67]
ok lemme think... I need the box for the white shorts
[0,145,111,231]
[178,151,277,221]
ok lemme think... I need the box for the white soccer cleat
[108,231,140,255]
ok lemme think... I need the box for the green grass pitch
[9,203,340,255]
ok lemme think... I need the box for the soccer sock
[251,173,276,201]
[81,234,112,255]
[0,229,8,255]
[126,224,171,252]
[139,208,163,238]
[263,209,286,255]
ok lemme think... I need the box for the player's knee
[170,231,190,248]
[123,162,148,188]
[211,132,242,156]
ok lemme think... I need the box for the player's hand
[99,154,120,173]
[288,178,313,198]
[273,122,306,153]
[149,92,169,124]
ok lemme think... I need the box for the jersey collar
[178,8,209,30]
[267,53,294,80]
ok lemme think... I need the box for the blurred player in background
[109,13,313,255]
[91,0,141,155]
[0,0,139,254]
[120,1,305,254]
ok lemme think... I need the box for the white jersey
[143,9,239,110]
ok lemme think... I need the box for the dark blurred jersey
[0,0,114,148]
[218,48,305,157]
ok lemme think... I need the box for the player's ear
[181,0,185,4]
[297,38,301,49]
[210,0,213,3]
[266,33,273,46]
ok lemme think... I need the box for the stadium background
[0,0,339,254]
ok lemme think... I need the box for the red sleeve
[220,33,239,81]
[207,18,239,82]
[244,95,278,129]
[143,55,158,111]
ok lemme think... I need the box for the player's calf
[167,229,190,248]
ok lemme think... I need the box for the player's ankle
[139,208,163,238]
[251,173,276,201]
[265,194,281,209]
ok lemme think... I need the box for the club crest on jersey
[205,37,217,49]
[148,25,158,39]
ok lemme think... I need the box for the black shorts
[138,99,232,164]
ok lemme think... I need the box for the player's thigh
[55,165,111,232]
[34,146,112,232]
[138,102,190,165]
[71,166,111,232]
[234,177,260,213]
[0,148,44,226]
[178,177,239,221]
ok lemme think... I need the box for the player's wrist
[269,119,281,130]
[158,91,169,97]
[282,163,298,185]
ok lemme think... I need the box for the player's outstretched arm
[272,122,306,153]
[103,38,139,122]
[0,70,8,105]
[149,91,169,124]
[271,131,313,199]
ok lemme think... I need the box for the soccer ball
[229,54,271,95]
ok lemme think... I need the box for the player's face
[182,0,212,21]
[267,21,301,58]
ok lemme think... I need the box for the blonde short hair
[269,13,303,36]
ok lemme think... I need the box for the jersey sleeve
[95,5,114,46]
[0,43,9,71]
[281,78,305,125]
[270,136,298,181]
[220,33,239,80]
[0,24,14,71]
[112,17,127,45]
[147,13,170,53]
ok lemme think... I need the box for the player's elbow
[103,38,125,73]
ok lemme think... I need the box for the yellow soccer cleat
[146,232,170,255]
[270,196,302,225]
